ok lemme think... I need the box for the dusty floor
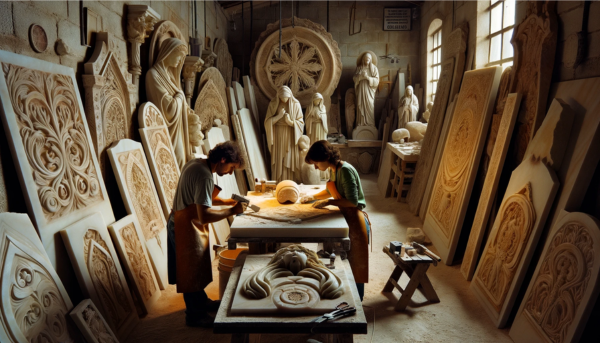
[126,174,512,343]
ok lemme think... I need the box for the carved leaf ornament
[524,221,593,343]
[266,37,324,96]
[2,63,103,221]
[120,223,157,301]
[149,130,179,207]
[475,183,536,312]
[194,79,227,132]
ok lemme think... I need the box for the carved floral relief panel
[194,79,228,132]
[199,67,230,125]
[70,299,118,343]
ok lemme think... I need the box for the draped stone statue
[398,85,419,129]
[146,37,202,169]
[264,86,305,183]
[353,51,379,127]
[305,93,329,180]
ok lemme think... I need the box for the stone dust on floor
[126,174,512,343]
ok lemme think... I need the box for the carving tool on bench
[310,302,356,332]
[412,242,441,266]
[231,194,260,213]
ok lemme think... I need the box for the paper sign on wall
[384,8,411,31]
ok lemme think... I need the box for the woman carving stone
[146,37,202,169]
[398,85,419,129]
[353,51,379,127]
[264,86,305,182]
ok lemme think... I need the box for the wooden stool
[382,246,440,311]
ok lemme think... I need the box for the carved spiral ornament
[120,223,157,301]
[2,63,103,221]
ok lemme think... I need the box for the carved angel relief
[2,63,103,221]
[266,37,324,96]
[81,304,118,343]
[523,221,594,343]
[118,151,164,250]
[119,224,157,301]
[9,254,73,342]
[83,229,132,331]
[475,184,536,312]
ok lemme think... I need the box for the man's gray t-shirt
[172,158,213,211]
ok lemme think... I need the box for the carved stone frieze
[84,32,137,176]
[0,51,114,267]
[250,17,342,108]
[214,38,233,87]
[127,5,160,85]
[138,102,181,218]
[70,299,118,343]
[195,79,228,132]
[199,67,230,126]
[422,66,501,264]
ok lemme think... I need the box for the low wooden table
[382,246,440,311]
[214,252,367,342]
[387,143,420,202]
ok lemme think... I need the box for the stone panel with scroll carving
[0,213,75,343]
[84,32,137,176]
[250,17,342,109]
[138,102,181,218]
[108,215,161,314]
[422,66,501,265]
[214,38,233,88]
[199,67,230,126]
[70,299,119,343]
[194,79,228,132]
[0,50,114,268]
[108,139,168,290]
[61,212,138,339]
[461,93,522,281]
[510,211,600,343]
[471,99,574,328]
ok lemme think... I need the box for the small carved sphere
[392,129,410,143]
[276,180,300,204]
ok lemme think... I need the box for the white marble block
[239,108,269,181]
[243,75,261,129]
[61,212,139,339]
[233,81,247,109]
[108,139,168,290]
[0,213,75,342]
[0,49,115,268]
[108,214,161,314]
[70,299,119,343]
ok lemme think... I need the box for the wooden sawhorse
[382,246,440,311]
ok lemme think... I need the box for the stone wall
[226,1,421,127]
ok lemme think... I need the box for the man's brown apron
[326,181,369,284]
[173,186,221,293]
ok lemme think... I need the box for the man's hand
[231,201,246,215]
[312,199,331,209]
[300,195,316,204]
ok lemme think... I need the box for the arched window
[427,19,443,104]
[487,0,515,68]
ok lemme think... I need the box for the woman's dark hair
[208,141,245,167]
[305,140,341,165]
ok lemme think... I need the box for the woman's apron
[326,179,370,284]
[173,186,221,293]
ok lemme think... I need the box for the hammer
[412,242,441,266]
[231,194,260,212]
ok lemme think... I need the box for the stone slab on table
[387,142,420,162]
[215,252,367,335]
[230,185,348,239]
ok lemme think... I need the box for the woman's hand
[300,195,316,204]
[312,199,331,209]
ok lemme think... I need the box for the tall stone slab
[227,86,238,118]
[239,108,269,181]
[0,50,115,269]
[233,81,246,110]
[108,214,161,314]
[61,213,138,339]
[422,66,501,265]
[461,93,522,280]
[107,139,168,290]
[214,38,233,87]
[0,213,75,343]
[442,25,468,101]
[509,211,600,343]
[471,99,575,328]
[406,58,455,216]
[243,75,261,130]
[232,113,255,190]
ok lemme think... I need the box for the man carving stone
[167,142,245,327]
[353,51,379,127]
[264,86,305,183]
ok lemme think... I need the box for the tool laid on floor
[412,242,441,265]
[232,194,260,213]
[310,302,356,324]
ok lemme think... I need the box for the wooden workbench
[214,252,368,342]
[228,185,350,250]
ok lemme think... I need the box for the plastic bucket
[218,248,246,298]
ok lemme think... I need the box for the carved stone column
[127,5,160,86]
[183,56,204,106]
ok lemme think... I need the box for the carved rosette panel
[119,223,157,301]
[83,229,132,331]
[523,221,594,343]
[214,38,233,87]
[2,63,103,221]
[7,254,73,342]
[148,128,179,207]
[251,17,342,108]
[429,71,494,239]
[474,184,536,312]
[81,304,118,343]
[199,67,229,125]
[117,151,164,248]
[194,79,228,132]
[265,37,324,97]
